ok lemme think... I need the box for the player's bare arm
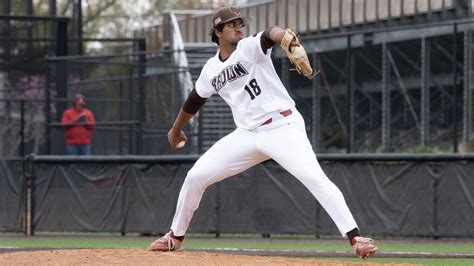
[168,88,207,150]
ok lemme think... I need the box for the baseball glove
[280,28,318,79]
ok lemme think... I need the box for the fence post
[453,23,459,152]
[119,81,123,155]
[346,35,354,153]
[312,53,321,153]
[382,42,392,150]
[421,37,431,146]
[20,100,25,157]
[137,39,146,154]
[45,59,51,155]
[25,155,35,236]
[432,166,439,239]
[56,19,68,122]
[128,67,134,154]
[215,183,221,238]
[464,30,473,143]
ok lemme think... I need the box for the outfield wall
[1,154,473,237]
[0,159,25,232]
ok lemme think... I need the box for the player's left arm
[265,27,317,79]
[265,27,300,48]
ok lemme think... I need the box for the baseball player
[148,6,378,259]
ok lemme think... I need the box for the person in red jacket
[61,94,96,155]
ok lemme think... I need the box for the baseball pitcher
[148,6,378,260]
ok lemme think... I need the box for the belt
[261,109,293,126]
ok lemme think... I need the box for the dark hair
[209,24,225,45]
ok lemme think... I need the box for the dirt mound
[0,249,412,265]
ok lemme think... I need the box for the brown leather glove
[280,29,318,79]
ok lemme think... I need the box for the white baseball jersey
[195,31,295,130]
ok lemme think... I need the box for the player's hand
[289,36,300,51]
[167,128,188,150]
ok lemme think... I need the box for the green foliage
[402,145,452,154]
[6,0,232,52]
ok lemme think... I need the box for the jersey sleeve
[239,31,273,62]
[195,65,216,98]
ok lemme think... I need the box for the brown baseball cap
[212,6,251,28]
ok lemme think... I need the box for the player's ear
[215,29,224,39]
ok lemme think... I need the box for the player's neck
[218,44,236,61]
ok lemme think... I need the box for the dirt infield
[0,249,413,265]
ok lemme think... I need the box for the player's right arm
[168,88,207,150]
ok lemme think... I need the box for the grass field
[1,233,474,265]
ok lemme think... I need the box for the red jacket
[61,107,96,144]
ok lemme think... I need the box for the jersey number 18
[244,78,261,100]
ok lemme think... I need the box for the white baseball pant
[170,108,358,236]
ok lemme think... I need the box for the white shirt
[195,31,295,130]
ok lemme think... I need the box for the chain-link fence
[44,50,195,155]
[2,20,474,156]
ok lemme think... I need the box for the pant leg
[171,128,268,236]
[67,145,79,155]
[80,144,91,155]
[258,114,358,236]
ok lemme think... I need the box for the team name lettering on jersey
[211,63,248,91]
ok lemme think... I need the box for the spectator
[61,94,96,155]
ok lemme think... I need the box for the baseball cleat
[148,231,183,252]
[352,236,378,259]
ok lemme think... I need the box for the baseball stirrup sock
[346,228,360,245]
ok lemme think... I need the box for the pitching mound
[0,249,413,265]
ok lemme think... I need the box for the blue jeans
[67,144,91,155]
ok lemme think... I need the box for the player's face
[221,19,246,46]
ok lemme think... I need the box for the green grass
[1,235,474,265]
[2,237,474,254]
